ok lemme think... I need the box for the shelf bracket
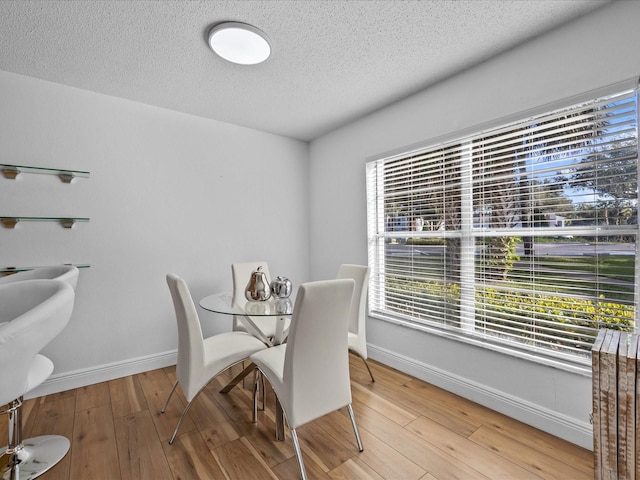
[0,218,19,228]
[58,173,76,183]
[60,219,77,229]
[1,167,20,180]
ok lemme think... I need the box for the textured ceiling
[0,0,611,141]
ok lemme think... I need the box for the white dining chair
[337,264,374,382]
[162,274,268,444]
[0,265,80,290]
[0,279,76,479]
[250,278,363,480]
[231,261,291,341]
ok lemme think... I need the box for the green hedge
[385,277,634,352]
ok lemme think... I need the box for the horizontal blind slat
[367,85,638,367]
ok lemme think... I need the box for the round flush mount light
[208,22,271,65]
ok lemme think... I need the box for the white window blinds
[367,83,639,366]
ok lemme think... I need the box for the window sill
[369,310,592,377]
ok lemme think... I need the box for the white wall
[0,70,309,394]
[308,1,640,449]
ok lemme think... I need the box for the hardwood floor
[3,356,594,479]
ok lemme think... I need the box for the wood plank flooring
[2,356,594,479]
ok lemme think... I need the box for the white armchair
[0,279,75,479]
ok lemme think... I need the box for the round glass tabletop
[199,292,294,316]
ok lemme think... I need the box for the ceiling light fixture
[208,22,271,65]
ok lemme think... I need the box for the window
[366,82,638,368]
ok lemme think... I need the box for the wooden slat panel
[592,330,640,480]
[598,329,615,480]
[592,328,606,480]
[618,332,629,480]
[605,330,620,480]
[626,334,638,480]
[636,336,640,480]
[616,332,639,480]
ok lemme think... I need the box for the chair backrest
[0,265,80,290]
[231,261,271,305]
[283,278,355,429]
[336,264,370,336]
[166,273,205,401]
[0,279,75,406]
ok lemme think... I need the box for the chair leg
[347,404,364,452]
[351,351,375,382]
[252,369,267,424]
[362,358,375,382]
[261,372,266,411]
[169,399,196,445]
[167,378,223,445]
[161,381,179,413]
[290,428,307,480]
[241,361,248,389]
[252,370,260,423]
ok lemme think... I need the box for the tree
[567,98,637,230]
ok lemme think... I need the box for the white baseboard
[26,344,592,450]
[26,350,178,399]
[368,344,593,450]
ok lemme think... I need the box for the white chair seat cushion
[186,331,267,400]
[26,354,54,392]
[250,344,286,391]
[252,343,351,428]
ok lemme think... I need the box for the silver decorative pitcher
[245,266,271,302]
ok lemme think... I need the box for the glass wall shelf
[0,164,90,183]
[0,217,90,229]
[0,264,90,275]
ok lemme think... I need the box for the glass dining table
[199,292,294,440]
